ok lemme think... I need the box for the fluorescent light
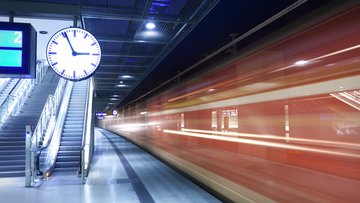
[116,84,127,87]
[142,30,159,37]
[121,75,132,79]
[145,22,156,29]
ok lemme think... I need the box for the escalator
[54,80,88,173]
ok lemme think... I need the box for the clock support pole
[73,16,78,27]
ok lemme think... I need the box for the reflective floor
[0,128,220,203]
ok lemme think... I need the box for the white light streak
[330,93,360,111]
[181,128,360,149]
[116,122,160,131]
[272,44,360,73]
[164,129,360,158]
[294,60,308,66]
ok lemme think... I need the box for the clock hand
[62,32,77,55]
[76,52,90,55]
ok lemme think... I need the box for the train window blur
[211,111,217,130]
[285,104,290,141]
[221,109,238,130]
[180,113,184,129]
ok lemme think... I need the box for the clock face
[46,27,101,81]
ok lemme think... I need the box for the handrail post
[80,77,94,183]
[25,125,33,187]
[80,79,90,179]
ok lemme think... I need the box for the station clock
[46,27,101,81]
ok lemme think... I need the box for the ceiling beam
[97,36,168,44]
[100,64,148,68]
[95,88,131,93]
[0,0,81,19]
[82,12,195,24]
[95,71,144,75]
[102,53,159,58]
[95,85,133,89]
[94,78,139,82]
[94,81,136,85]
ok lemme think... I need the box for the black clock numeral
[91,42,96,46]
[61,69,65,75]
[52,62,58,66]
[52,40,58,45]
[74,30,76,38]
[84,70,88,75]
[91,63,96,67]
[84,34,88,39]
[49,52,57,55]
[73,71,76,78]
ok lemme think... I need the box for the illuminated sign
[0,30,23,48]
[0,22,36,78]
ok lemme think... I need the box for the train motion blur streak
[100,5,360,203]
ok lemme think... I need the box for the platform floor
[0,128,220,203]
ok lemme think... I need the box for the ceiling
[0,0,332,112]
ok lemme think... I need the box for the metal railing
[0,60,48,126]
[25,80,73,185]
[0,78,10,93]
[38,81,74,178]
[31,78,67,150]
[25,77,94,185]
[80,77,94,183]
[28,77,68,185]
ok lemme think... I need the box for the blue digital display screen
[0,30,23,68]
[0,22,36,78]
[0,30,23,48]
[0,50,22,67]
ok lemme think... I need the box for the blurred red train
[100,4,360,203]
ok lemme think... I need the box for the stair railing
[0,79,20,107]
[80,77,95,183]
[24,78,67,185]
[0,79,21,125]
[0,78,10,93]
[0,60,48,126]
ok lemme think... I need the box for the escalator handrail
[38,81,74,176]
[81,79,90,151]
[80,77,94,181]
